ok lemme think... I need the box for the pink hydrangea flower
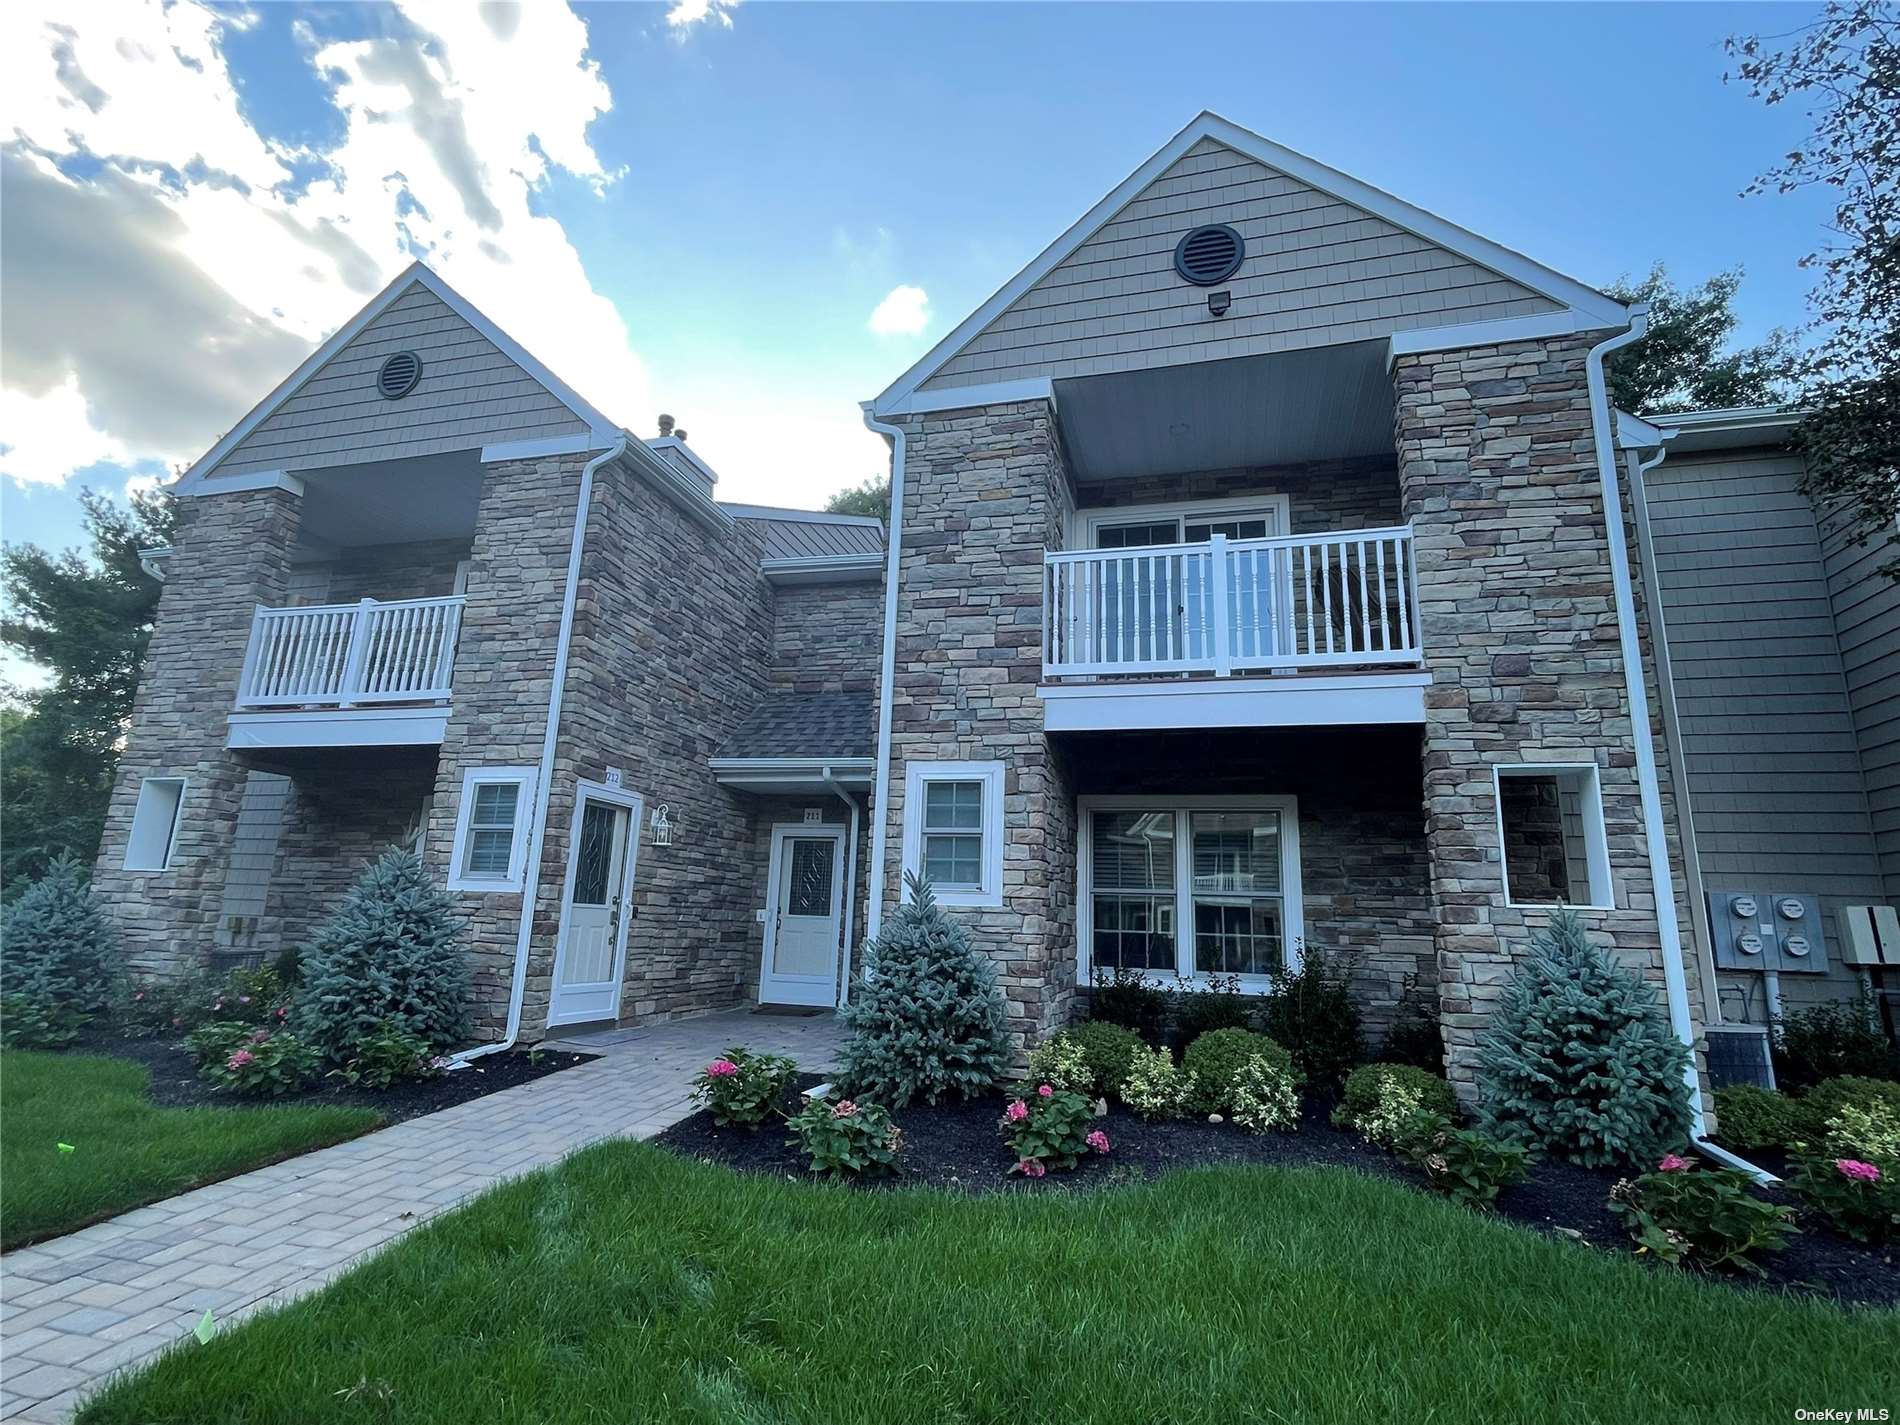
[226,1049,255,1071]
[1037,1083,1054,1098]
[1657,1153,1693,1173]
[1838,1159,1882,1184]
[1005,1099,1029,1122]
[832,1099,860,1118]
[274,1006,289,1021]
[1018,1157,1046,1178]
[1086,1129,1111,1155]
[705,1058,740,1079]
[250,1029,272,1044]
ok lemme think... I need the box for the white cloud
[665,0,739,33]
[868,284,931,337]
[0,0,647,489]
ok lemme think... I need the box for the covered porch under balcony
[1037,341,1430,732]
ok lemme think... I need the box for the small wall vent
[1173,224,1245,286]
[377,351,423,400]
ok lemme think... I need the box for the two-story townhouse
[93,264,885,1047]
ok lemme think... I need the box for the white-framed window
[901,761,1005,908]
[1075,494,1292,551]
[1494,764,1613,910]
[1078,795,1304,991]
[447,766,538,892]
[123,776,187,872]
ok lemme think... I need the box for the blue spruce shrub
[1476,908,1693,1169]
[0,855,121,1029]
[836,875,1010,1107]
[293,849,470,1065]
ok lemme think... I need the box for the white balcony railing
[1043,525,1421,679]
[235,595,464,710]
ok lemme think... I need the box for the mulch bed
[58,1025,596,1125]
[655,1076,1900,1310]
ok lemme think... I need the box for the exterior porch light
[1207,289,1232,318]
[648,803,673,847]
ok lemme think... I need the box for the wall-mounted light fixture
[1207,290,1232,318]
[649,803,673,847]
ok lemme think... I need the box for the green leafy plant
[1772,992,1897,1092]
[1228,1054,1301,1134]
[1803,1076,1900,1160]
[197,1028,320,1098]
[1475,909,1693,1169]
[1380,973,1443,1074]
[1025,1034,1094,1096]
[185,1020,254,1070]
[0,992,84,1049]
[1089,965,1168,1043]
[1170,974,1253,1043]
[835,875,1010,1107]
[691,1046,797,1127]
[1334,1063,1458,1146]
[1786,1154,1898,1245]
[1608,1157,1795,1274]
[787,1095,903,1178]
[0,855,120,1031]
[1712,1084,1807,1152]
[1068,1020,1144,1100]
[294,849,471,1065]
[999,1084,1102,1175]
[1121,1043,1192,1121]
[328,1019,445,1090]
[1396,1113,1530,1208]
[1182,1027,1297,1116]
[1261,948,1364,1089]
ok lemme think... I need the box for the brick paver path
[0,1009,842,1423]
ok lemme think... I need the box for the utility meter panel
[1708,889,1829,974]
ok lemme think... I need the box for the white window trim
[1077,793,1304,995]
[447,766,539,893]
[1493,763,1615,911]
[1073,493,1292,549]
[123,776,188,872]
[901,761,1005,909]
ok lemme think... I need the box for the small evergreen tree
[0,854,121,1015]
[1477,909,1693,1169]
[836,875,1010,1106]
[294,849,470,1063]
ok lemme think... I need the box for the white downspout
[455,433,628,1065]
[861,407,907,945]
[822,766,861,1007]
[1585,317,1768,1180]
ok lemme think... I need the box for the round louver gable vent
[1173,224,1245,286]
[377,351,423,400]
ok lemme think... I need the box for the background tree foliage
[1603,265,1796,414]
[825,476,891,522]
[1729,1,1900,570]
[2,487,176,894]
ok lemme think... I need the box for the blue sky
[1,1,1829,600]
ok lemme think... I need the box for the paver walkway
[0,1009,842,1423]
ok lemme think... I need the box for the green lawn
[1,1051,381,1249]
[77,1142,1893,1425]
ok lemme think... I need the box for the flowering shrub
[1120,1043,1192,1121]
[786,1096,903,1178]
[1787,1154,1900,1244]
[1396,1113,1530,1208]
[185,1020,254,1070]
[691,1046,797,1126]
[1183,1027,1297,1115]
[1333,1063,1458,1146]
[1025,1035,1094,1096]
[1607,1159,1795,1273]
[999,1084,1098,1173]
[328,1019,444,1090]
[1228,1054,1301,1134]
[197,1028,320,1098]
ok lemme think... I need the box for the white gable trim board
[871,112,1628,414]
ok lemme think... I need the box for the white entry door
[549,785,641,1027]
[762,825,845,1008]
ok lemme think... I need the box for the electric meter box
[1708,888,1828,974]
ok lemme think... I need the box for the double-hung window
[903,762,1004,908]
[448,767,538,892]
[1080,796,1302,987]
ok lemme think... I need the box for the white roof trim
[1652,405,1804,436]
[173,262,618,493]
[761,553,884,585]
[871,111,1629,415]
[1614,410,1675,451]
[647,436,721,488]
[724,503,885,530]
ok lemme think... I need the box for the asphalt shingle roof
[716,691,873,760]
